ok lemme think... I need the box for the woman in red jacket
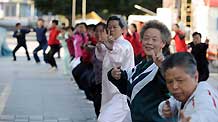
[124,23,144,64]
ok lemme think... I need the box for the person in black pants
[32,18,48,63]
[188,32,209,82]
[12,23,31,61]
[46,20,61,71]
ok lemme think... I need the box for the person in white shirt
[159,52,218,122]
[95,16,134,122]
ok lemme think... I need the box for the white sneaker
[48,67,58,72]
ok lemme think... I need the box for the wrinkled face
[164,67,198,103]
[95,25,106,42]
[141,28,165,56]
[107,20,123,39]
[193,34,201,45]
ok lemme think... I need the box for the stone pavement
[0,31,97,122]
[0,56,96,122]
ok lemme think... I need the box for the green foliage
[34,0,162,18]
[35,0,72,16]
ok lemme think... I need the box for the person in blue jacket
[32,18,48,63]
[12,23,31,61]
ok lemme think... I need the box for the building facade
[0,0,35,18]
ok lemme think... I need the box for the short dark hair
[16,23,21,27]
[174,24,180,29]
[87,24,96,31]
[79,22,87,28]
[66,26,74,31]
[38,18,44,22]
[192,32,201,38]
[94,22,106,31]
[52,20,59,25]
[107,16,125,28]
[161,52,197,78]
[130,23,137,32]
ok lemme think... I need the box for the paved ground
[0,32,96,122]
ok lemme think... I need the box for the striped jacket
[108,60,169,122]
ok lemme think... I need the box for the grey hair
[140,20,171,45]
[161,52,197,78]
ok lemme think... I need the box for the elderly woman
[108,20,171,122]
[159,52,218,122]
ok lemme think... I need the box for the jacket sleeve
[187,88,218,122]
[107,68,128,95]
[158,96,178,119]
[24,29,30,34]
[13,31,17,38]
[95,44,106,61]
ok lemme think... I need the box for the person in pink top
[46,20,61,71]
[73,22,88,58]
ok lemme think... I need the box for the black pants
[92,83,102,117]
[198,63,209,82]
[33,43,48,63]
[13,43,30,60]
[46,45,60,68]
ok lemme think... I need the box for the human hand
[152,49,164,67]
[162,100,173,118]
[102,30,114,51]
[205,37,209,44]
[30,28,34,32]
[98,30,108,43]
[180,110,191,122]
[111,66,121,80]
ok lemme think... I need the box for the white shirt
[95,35,134,122]
[158,82,218,122]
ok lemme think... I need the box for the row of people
[11,16,217,122]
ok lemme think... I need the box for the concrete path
[0,56,96,122]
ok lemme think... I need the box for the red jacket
[66,36,75,57]
[174,30,187,52]
[124,32,143,56]
[48,27,60,45]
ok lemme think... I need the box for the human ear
[161,41,166,49]
[194,70,199,82]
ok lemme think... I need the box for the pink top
[73,33,88,58]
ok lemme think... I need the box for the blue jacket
[34,27,47,44]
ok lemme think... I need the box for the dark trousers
[92,83,102,117]
[13,43,30,60]
[46,45,60,68]
[198,63,209,82]
[33,43,48,63]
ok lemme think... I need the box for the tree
[34,0,162,21]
